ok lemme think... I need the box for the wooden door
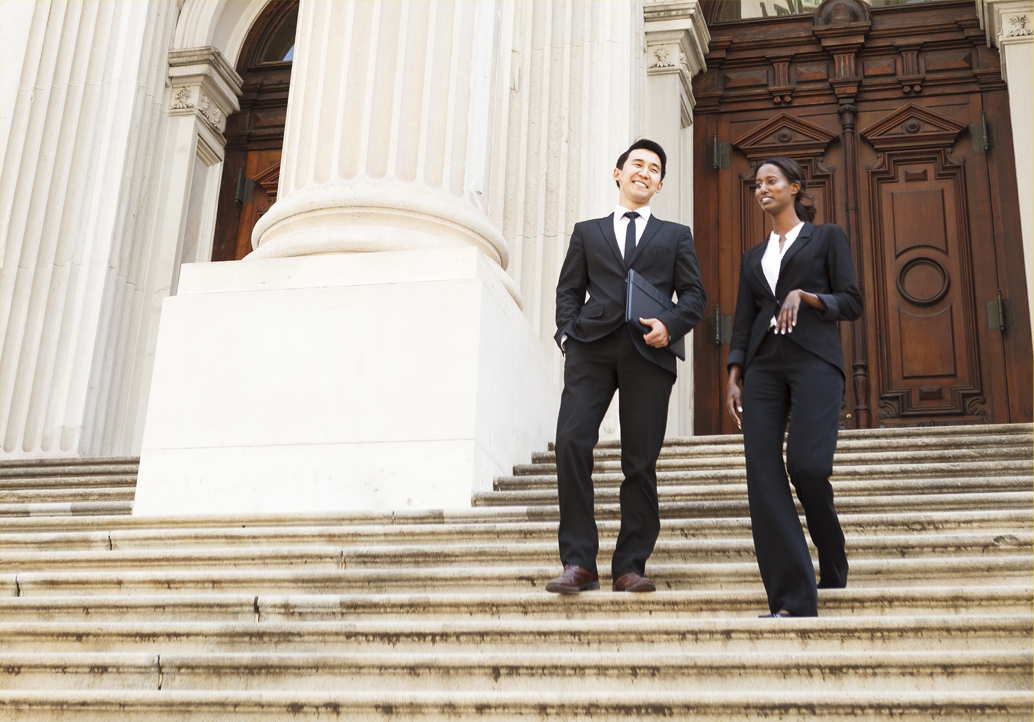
[692,0,1032,434]
[211,1,296,262]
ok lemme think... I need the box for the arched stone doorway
[211,1,298,262]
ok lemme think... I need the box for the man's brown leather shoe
[545,565,600,594]
[612,571,656,592]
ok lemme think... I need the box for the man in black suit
[546,140,706,594]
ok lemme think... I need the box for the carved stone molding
[644,1,710,126]
[978,0,1034,47]
[168,46,243,136]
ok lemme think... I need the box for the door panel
[857,99,1012,425]
[692,2,1031,434]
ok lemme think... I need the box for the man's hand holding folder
[626,269,687,360]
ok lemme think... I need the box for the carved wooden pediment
[253,162,281,197]
[732,113,838,161]
[860,103,966,152]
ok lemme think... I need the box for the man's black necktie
[623,211,640,265]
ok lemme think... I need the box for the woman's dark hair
[615,139,667,187]
[755,157,816,223]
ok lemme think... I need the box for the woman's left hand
[776,290,803,334]
[777,289,827,334]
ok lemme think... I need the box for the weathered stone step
[2,615,1028,654]
[2,533,1028,573]
[479,477,1033,506]
[516,444,1034,476]
[0,474,138,490]
[0,488,135,505]
[1,587,1028,623]
[4,556,1029,597]
[529,424,1034,460]
[495,464,1034,494]
[5,488,1027,535]
[4,649,1029,693]
[0,501,133,518]
[0,457,138,473]
[2,510,1027,552]
[2,689,1029,721]
[636,422,1031,445]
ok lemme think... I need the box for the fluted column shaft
[251,0,510,281]
[0,0,176,459]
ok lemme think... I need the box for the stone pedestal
[135,0,559,513]
[134,248,557,515]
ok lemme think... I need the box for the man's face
[613,148,664,209]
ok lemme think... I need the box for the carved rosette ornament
[1004,11,1032,37]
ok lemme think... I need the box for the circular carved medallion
[897,258,949,306]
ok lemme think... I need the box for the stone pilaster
[249,0,514,300]
[644,1,709,436]
[978,0,1034,333]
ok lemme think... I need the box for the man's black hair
[615,139,667,188]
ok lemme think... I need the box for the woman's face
[754,163,801,217]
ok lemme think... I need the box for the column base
[133,248,559,516]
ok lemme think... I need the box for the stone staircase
[1,424,1031,720]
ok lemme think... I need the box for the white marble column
[249,0,516,299]
[978,0,1034,334]
[645,1,709,436]
[0,1,177,459]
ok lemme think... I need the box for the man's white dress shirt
[614,204,652,254]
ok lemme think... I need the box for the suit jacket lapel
[777,222,813,283]
[747,244,772,298]
[627,214,662,268]
[597,215,625,269]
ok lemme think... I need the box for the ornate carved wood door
[211,1,296,262]
[692,0,1032,435]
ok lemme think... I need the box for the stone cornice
[167,46,243,135]
[644,1,710,126]
[977,0,1033,48]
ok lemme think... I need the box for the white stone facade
[976,0,1034,332]
[1,0,1030,510]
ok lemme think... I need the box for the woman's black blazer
[727,222,862,377]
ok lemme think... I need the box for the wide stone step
[0,474,138,490]
[2,510,1028,552]
[0,501,133,518]
[5,556,1030,597]
[0,457,138,473]
[2,615,1029,654]
[2,689,1029,721]
[495,464,1034,493]
[515,444,1034,476]
[2,533,1028,573]
[0,488,135,505]
[479,478,1033,506]
[533,430,1034,463]
[3,649,1029,694]
[1,587,1029,623]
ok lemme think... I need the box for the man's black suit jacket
[555,213,706,375]
[727,222,862,377]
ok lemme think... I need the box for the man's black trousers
[555,327,675,578]
[742,331,849,617]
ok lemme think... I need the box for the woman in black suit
[726,157,862,618]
